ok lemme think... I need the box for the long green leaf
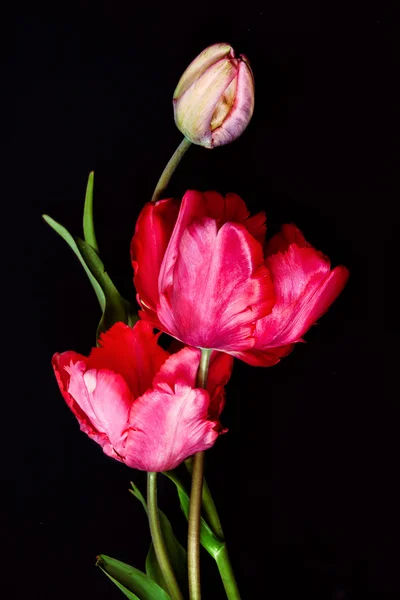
[43,173,138,341]
[98,566,141,600]
[129,481,148,514]
[163,471,224,559]
[83,171,99,253]
[96,555,171,600]
[43,216,138,340]
[42,214,105,311]
[75,238,137,336]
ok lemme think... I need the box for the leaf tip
[95,555,104,567]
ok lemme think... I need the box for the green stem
[187,347,242,600]
[188,348,212,600]
[185,465,242,600]
[147,472,184,600]
[215,546,241,600]
[185,459,224,541]
[151,137,192,202]
[165,465,243,600]
[197,348,211,388]
[188,451,205,600]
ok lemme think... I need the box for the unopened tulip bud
[173,43,255,149]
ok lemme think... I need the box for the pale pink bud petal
[174,43,233,98]
[210,56,255,148]
[173,43,255,149]
[174,58,238,148]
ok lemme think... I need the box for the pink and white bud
[173,43,255,149]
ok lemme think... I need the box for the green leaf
[145,511,188,595]
[76,238,135,337]
[43,173,138,342]
[42,214,106,312]
[83,171,99,253]
[98,566,141,600]
[96,555,171,600]
[129,481,148,514]
[43,217,138,340]
[163,471,224,559]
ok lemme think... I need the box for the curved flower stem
[188,348,212,600]
[151,137,192,202]
[147,472,184,600]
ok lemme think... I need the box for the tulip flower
[131,191,349,365]
[52,320,233,471]
[173,43,254,149]
[131,190,274,352]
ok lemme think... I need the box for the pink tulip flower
[131,191,349,366]
[52,321,233,471]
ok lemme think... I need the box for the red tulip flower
[131,191,348,366]
[52,321,232,471]
[131,190,274,352]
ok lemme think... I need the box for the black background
[9,4,396,599]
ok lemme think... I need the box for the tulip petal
[207,351,233,422]
[202,190,226,220]
[224,193,266,246]
[244,212,267,247]
[266,249,348,343]
[131,198,180,313]
[203,191,266,246]
[158,190,208,294]
[210,76,238,130]
[173,43,233,99]
[158,218,275,350]
[265,223,309,256]
[124,348,223,471]
[152,346,199,389]
[152,347,233,420]
[222,192,253,223]
[206,351,234,420]
[52,352,131,459]
[53,352,105,440]
[88,321,169,399]
[174,57,238,148]
[231,343,294,367]
[241,230,349,364]
[66,363,132,456]
[211,57,254,148]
